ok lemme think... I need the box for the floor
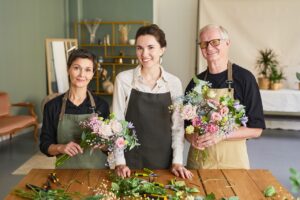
[1,129,299,199]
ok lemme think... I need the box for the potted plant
[296,72,300,90]
[256,49,279,89]
[268,64,285,90]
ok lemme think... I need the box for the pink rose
[210,112,222,122]
[181,104,197,120]
[205,123,219,134]
[207,99,220,107]
[110,120,123,134]
[192,117,202,127]
[219,106,229,116]
[115,137,126,149]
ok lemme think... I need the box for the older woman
[40,49,110,169]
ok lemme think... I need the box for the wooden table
[5,169,293,200]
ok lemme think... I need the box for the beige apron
[187,62,250,169]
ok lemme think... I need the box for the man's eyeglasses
[198,39,223,49]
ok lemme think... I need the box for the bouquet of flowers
[171,77,248,162]
[55,113,139,167]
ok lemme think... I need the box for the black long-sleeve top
[39,93,110,156]
[185,63,266,129]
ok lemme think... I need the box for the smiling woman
[40,48,110,169]
[112,24,193,179]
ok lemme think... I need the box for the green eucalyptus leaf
[204,192,216,200]
[186,187,200,193]
[228,196,240,200]
[263,185,276,197]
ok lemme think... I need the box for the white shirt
[112,65,185,166]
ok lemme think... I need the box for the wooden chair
[0,92,39,142]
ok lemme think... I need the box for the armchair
[0,92,39,142]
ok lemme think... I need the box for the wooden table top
[5,169,294,200]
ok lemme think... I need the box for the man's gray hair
[199,24,229,41]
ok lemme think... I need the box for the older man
[185,24,265,169]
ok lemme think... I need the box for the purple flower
[127,122,135,129]
[241,116,248,127]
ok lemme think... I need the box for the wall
[0,0,153,122]
[198,0,300,89]
[153,0,198,89]
[0,0,67,120]
[68,0,153,105]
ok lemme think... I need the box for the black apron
[124,88,173,169]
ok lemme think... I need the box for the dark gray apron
[56,90,107,169]
[124,88,173,169]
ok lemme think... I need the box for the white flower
[110,120,123,134]
[207,90,217,98]
[193,84,202,94]
[99,123,113,137]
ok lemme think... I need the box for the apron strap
[59,91,69,121]
[59,90,96,121]
[226,61,233,92]
[87,90,97,115]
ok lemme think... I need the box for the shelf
[100,63,137,66]
[81,44,135,47]
[94,91,113,96]
[78,21,148,25]
[75,20,149,96]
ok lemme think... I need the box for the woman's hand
[171,164,193,179]
[93,144,108,151]
[115,165,131,178]
[57,141,83,157]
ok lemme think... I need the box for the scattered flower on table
[170,77,248,163]
[55,113,139,168]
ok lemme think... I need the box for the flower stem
[55,154,71,167]
[194,149,209,164]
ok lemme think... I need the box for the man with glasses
[185,24,265,169]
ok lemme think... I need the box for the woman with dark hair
[113,24,193,179]
[40,48,110,169]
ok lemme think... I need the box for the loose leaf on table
[263,185,276,197]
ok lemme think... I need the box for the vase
[270,82,282,90]
[84,18,102,44]
[258,77,270,90]
[119,25,130,44]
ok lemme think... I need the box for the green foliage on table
[290,168,300,194]
[263,185,276,197]
[14,188,73,200]
[110,174,166,197]
[14,183,104,200]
